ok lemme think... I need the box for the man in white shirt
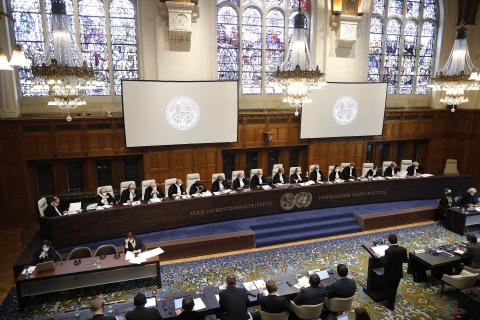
[341,163,357,180]
[406,161,422,177]
[289,168,304,184]
[44,196,67,217]
[120,182,140,204]
[212,175,228,192]
[273,167,287,184]
[309,165,326,183]
[168,179,185,198]
[250,169,266,189]
[144,181,164,202]
[232,172,248,190]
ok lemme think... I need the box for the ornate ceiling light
[31,0,102,121]
[273,5,326,116]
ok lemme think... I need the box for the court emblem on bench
[280,192,312,210]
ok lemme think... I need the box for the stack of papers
[294,276,310,289]
[149,198,161,203]
[22,266,36,275]
[261,185,272,190]
[414,249,426,254]
[253,279,266,289]
[131,201,141,206]
[420,174,434,178]
[316,270,329,280]
[243,281,257,291]
[299,181,315,186]
[203,190,213,197]
[372,245,389,258]
[125,247,164,264]
[454,249,465,255]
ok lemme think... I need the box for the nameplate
[318,190,387,200]
[190,201,273,216]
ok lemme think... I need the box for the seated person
[126,293,161,320]
[89,297,115,320]
[257,280,292,315]
[464,187,478,206]
[272,167,287,184]
[97,187,115,206]
[461,234,480,269]
[293,274,327,306]
[211,175,229,192]
[44,196,67,217]
[232,172,248,190]
[189,180,207,195]
[124,232,145,254]
[289,168,304,184]
[439,188,457,209]
[341,163,357,180]
[120,183,140,204]
[250,169,266,189]
[406,161,423,177]
[33,240,59,264]
[383,162,397,177]
[309,165,326,183]
[354,307,371,320]
[327,264,356,298]
[176,296,204,320]
[329,165,343,182]
[218,275,250,320]
[168,179,185,198]
[365,166,382,178]
[145,181,165,201]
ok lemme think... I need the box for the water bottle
[74,304,80,318]
[93,259,97,269]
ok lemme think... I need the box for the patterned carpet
[1,223,475,320]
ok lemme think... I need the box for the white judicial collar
[258,175,263,184]
[219,181,225,190]
[239,177,244,188]
[54,205,61,216]
[279,174,284,183]
[176,184,181,194]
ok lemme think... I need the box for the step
[250,212,354,230]
[253,217,358,237]
[255,223,362,247]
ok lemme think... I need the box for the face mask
[335,169,340,172]
[178,183,182,187]
[42,246,49,252]
[54,203,59,207]
[258,174,262,177]
[130,189,135,192]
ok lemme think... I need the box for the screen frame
[299,81,388,141]
[121,79,240,148]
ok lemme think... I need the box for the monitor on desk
[174,297,185,310]
[145,297,157,308]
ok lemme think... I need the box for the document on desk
[22,266,36,275]
[261,185,272,190]
[203,190,213,197]
[243,281,257,291]
[294,276,310,289]
[253,279,266,289]
[420,174,434,177]
[138,247,164,259]
[193,298,206,311]
[372,245,389,258]
[454,249,465,255]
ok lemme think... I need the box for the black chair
[454,196,464,206]
[55,250,63,261]
[67,247,92,260]
[93,244,118,257]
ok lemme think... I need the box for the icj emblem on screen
[166,96,201,131]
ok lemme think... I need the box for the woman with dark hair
[124,232,145,254]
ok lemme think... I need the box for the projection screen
[300,82,387,139]
[122,80,238,147]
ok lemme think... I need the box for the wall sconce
[264,132,273,143]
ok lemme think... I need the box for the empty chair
[96,185,114,198]
[141,179,155,199]
[94,244,118,257]
[67,247,92,260]
[324,296,354,314]
[400,160,412,172]
[38,197,48,217]
[120,181,136,194]
[362,163,374,177]
[259,311,289,320]
[340,162,350,170]
[250,168,262,178]
[164,178,177,196]
[212,173,225,183]
[272,164,283,179]
[444,159,459,174]
[441,270,479,295]
[382,161,393,173]
[463,266,480,274]
[290,301,323,320]
[186,173,200,192]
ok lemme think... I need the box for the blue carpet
[58,199,438,253]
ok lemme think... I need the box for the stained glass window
[10,0,139,97]
[367,0,438,95]
[216,0,310,95]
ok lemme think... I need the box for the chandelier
[31,0,102,121]
[273,6,326,116]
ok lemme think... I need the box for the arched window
[216,0,311,95]
[10,0,139,96]
[367,0,438,94]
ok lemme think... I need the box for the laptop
[36,261,55,272]
[68,202,82,213]
[145,297,157,308]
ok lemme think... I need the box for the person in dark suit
[250,169,266,189]
[329,166,343,182]
[463,188,478,205]
[189,180,206,195]
[176,296,204,320]
[89,297,115,320]
[218,275,250,320]
[211,175,228,192]
[272,167,287,184]
[124,232,145,254]
[382,234,408,310]
[33,240,59,264]
[462,234,480,269]
[309,165,326,183]
[439,188,457,209]
[341,163,357,180]
[406,162,423,177]
[326,264,356,298]
[44,196,67,217]
[289,167,304,184]
[126,293,162,320]
[120,183,140,204]
[97,187,115,206]
[383,162,397,177]
[232,172,248,190]
[257,280,292,314]
[365,167,382,178]
[168,179,185,198]
[354,307,371,320]
[144,182,165,201]
[293,274,327,306]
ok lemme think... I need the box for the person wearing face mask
[144,181,165,201]
[464,187,478,206]
[383,162,397,177]
[168,179,185,198]
[341,163,357,180]
[439,188,457,209]
[212,175,228,192]
[365,166,383,178]
[289,168,304,184]
[232,172,248,190]
[33,240,59,264]
[124,232,145,254]
[96,187,115,206]
[250,169,266,189]
[44,196,67,217]
[309,165,326,183]
[120,183,140,204]
[189,180,207,195]
[329,165,343,182]
[406,161,423,177]
[272,167,287,184]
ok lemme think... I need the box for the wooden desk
[39,175,471,247]
[444,206,480,235]
[16,253,161,308]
